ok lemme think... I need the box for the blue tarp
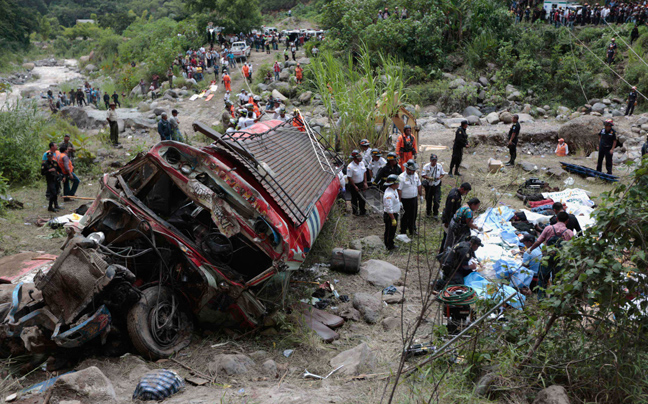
[464,272,526,309]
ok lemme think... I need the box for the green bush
[0,102,49,183]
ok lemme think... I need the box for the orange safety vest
[57,153,73,175]
[556,143,567,157]
[292,116,305,132]
[223,74,231,84]
[229,105,235,118]
[242,65,249,77]
[295,67,303,79]
[253,103,260,118]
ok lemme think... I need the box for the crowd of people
[44,82,122,113]
[511,1,648,28]
[375,6,409,21]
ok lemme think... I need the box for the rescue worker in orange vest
[555,138,569,156]
[252,95,261,118]
[222,72,232,92]
[295,63,303,84]
[396,125,417,170]
[292,109,306,132]
[222,100,235,128]
[242,63,250,83]
[58,144,80,201]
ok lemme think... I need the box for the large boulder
[330,342,376,376]
[507,91,522,101]
[269,81,292,97]
[22,62,35,71]
[448,78,466,89]
[499,111,514,124]
[463,106,483,118]
[298,91,312,104]
[558,115,605,153]
[353,293,382,324]
[485,112,500,124]
[360,259,402,287]
[137,101,151,112]
[279,70,291,82]
[124,117,156,130]
[591,102,606,114]
[83,64,97,72]
[59,106,105,129]
[208,354,255,376]
[533,385,570,404]
[517,113,534,123]
[297,57,311,65]
[272,89,288,102]
[49,366,117,403]
[165,89,178,98]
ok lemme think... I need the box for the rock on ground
[59,106,106,129]
[520,162,538,172]
[547,167,568,178]
[352,293,382,324]
[298,91,312,104]
[350,235,385,252]
[340,307,362,322]
[208,354,255,376]
[360,259,402,287]
[485,112,500,124]
[330,342,376,376]
[49,366,117,403]
[533,385,570,404]
[558,115,605,154]
[499,111,514,124]
[262,359,278,377]
[463,106,482,118]
[378,286,407,304]
[272,89,288,102]
[382,317,400,331]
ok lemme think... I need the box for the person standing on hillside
[295,63,303,84]
[607,38,617,64]
[505,114,521,166]
[41,152,61,212]
[625,86,638,116]
[106,103,119,147]
[631,24,639,44]
[555,138,569,156]
[291,43,297,61]
[396,125,417,170]
[242,63,250,83]
[375,152,402,190]
[398,159,422,236]
[449,120,469,176]
[111,91,121,107]
[58,144,79,202]
[422,154,446,218]
[222,71,232,92]
[139,79,147,95]
[274,62,281,81]
[440,182,471,252]
[641,135,648,156]
[103,91,110,109]
[169,109,184,143]
[69,89,76,106]
[596,119,617,175]
[167,67,174,89]
[382,174,401,250]
[347,150,368,216]
[158,113,172,141]
[76,88,86,106]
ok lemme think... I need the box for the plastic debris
[283,349,294,358]
[383,286,398,295]
[303,365,344,380]
[395,234,411,243]
[132,369,185,401]
[564,177,575,186]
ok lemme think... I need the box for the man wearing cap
[375,152,402,190]
[295,63,303,84]
[398,159,422,236]
[596,119,617,174]
[449,120,469,176]
[607,38,617,64]
[382,174,401,250]
[41,151,61,212]
[106,103,119,146]
[367,149,386,183]
[222,101,235,128]
[625,86,638,116]
[505,114,520,166]
[226,118,237,134]
[347,150,368,216]
[444,197,481,249]
[396,125,417,170]
[273,107,290,122]
[158,113,172,141]
[422,154,446,218]
[237,89,248,106]
[440,182,471,252]
[439,236,482,286]
[359,139,371,166]
[59,134,76,162]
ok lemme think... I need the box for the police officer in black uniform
[374,152,402,191]
[596,119,617,175]
[607,38,617,64]
[449,120,469,176]
[505,114,521,166]
[41,152,61,212]
[625,86,638,116]
[439,182,471,252]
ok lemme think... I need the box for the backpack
[401,134,415,153]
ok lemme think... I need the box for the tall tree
[186,0,262,34]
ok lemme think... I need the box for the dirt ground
[0,25,627,403]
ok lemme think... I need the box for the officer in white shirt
[359,139,372,166]
[237,90,248,105]
[421,154,446,218]
[238,111,260,130]
[273,107,290,122]
[367,149,386,183]
[346,150,368,216]
[226,118,237,134]
[382,174,401,250]
[336,163,346,199]
[398,159,422,236]
[223,90,231,103]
